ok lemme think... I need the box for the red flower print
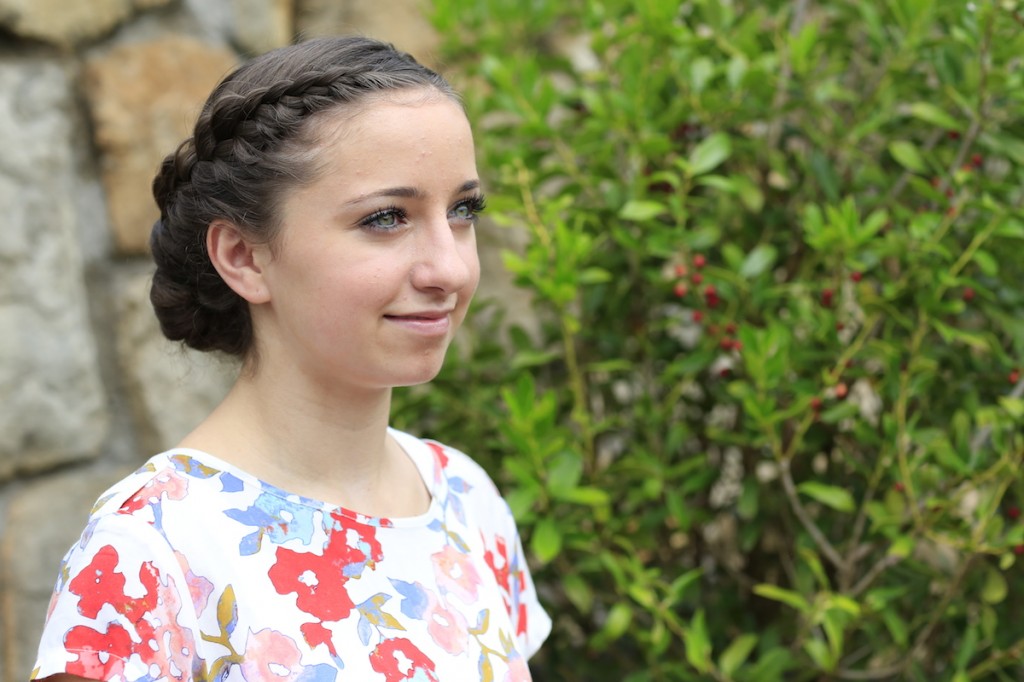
[239,628,303,682]
[504,654,531,682]
[68,545,127,619]
[301,622,338,658]
[67,544,197,681]
[175,550,214,614]
[64,622,133,680]
[483,534,511,595]
[270,544,357,623]
[427,442,449,470]
[517,602,529,637]
[119,470,188,515]
[270,512,384,650]
[432,544,480,605]
[425,593,468,655]
[369,637,439,682]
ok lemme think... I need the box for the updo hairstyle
[149,36,458,356]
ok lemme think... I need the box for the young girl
[32,36,550,682]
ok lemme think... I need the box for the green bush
[393,1,1024,679]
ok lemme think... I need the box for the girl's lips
[383,313,452,336]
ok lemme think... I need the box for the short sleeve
[32,514,202,682]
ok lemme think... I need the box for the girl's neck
[177,362,429,516]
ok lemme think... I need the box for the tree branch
[779,458,844,569]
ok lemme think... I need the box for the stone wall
[0,2,526,679]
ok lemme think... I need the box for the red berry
[692,311,703,323]
[821,288,834,307]
[971,153,983,168]
[1008,506,1021,520]
[1015,544,1024,556]
[947,130,960,140]
[930,177,942,188]
[719,367,731,378]
[719,338,734,351]
[673,283,688,298]
[1011,369,1021,384]
[894,482,906,493]
[836,322,845,331]
[732,341,742,351]
[725,322,737,335]
[851,272,863,283]
[962,287,975,302]
[704,285,720,309]
[674,264,688,278]
[691,273,704,285]
[693,254,707,269]
[810,397,823,411]
[835,382,848,399]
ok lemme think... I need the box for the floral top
[32,429,550,682]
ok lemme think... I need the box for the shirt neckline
[155,427,449,529]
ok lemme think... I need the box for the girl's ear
[206,221,271,304]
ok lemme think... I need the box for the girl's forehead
[311,87,463,140]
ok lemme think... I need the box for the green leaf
[578,267,613,284]
[531,519,562,563]
[619,200,667,221]
[739,244,778,278]
[559,486,611,506]
[562,572,594,614]
[883,608,909,647]
[797,481,856,512]
[598,602,633,643]
[888,535,914,558]
[908,102,962,131]
[753,583,811,613]
[683,609,712,673]
[1000,397,1024,419]
[511,349,561,370]
[690,56,714,93]
[688,133,732,176]
[546,451,583,497]
[932,319,991,351]
[719,634,758,676]
[889,140,927,173]
[982,565,1008,604]
[972,249,998,277]
[668,569,703,604]
[803,637,834,671]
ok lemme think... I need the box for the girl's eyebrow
[344,180,481,207]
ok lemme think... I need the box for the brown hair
[149,36,458,356]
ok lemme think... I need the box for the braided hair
[149,36,458,356]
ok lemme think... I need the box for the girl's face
[250,90,482,393]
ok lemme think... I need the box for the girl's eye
[359,207,407,232]
[449,195,488,224]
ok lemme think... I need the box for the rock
[231,0,294,54]
[0,57,108,482]
[0,469,129,682]
[82,36,237,255]
[0,0,173,47]
[294,0,346,39]
[114,267,236,454]
[296,0,440,64]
